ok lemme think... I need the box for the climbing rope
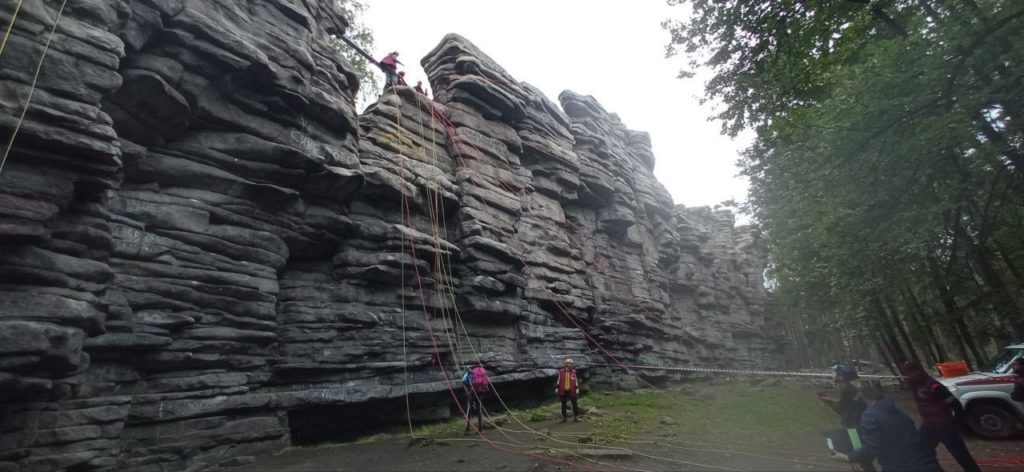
[396,92,416,439]
[401,96,676,470]
[0,0,70,175]
[0,0,24,57]
[402,200,606,472]
[400,97,747,472]
[391,92,607,472]
[389,87,900,472]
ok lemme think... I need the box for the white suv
[939,344,1024,438]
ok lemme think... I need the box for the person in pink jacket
[378,51,402,87]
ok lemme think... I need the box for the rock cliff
[0,1,779,470]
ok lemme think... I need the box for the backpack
[471,366,489,394]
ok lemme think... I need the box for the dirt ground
[229,383,1024,472]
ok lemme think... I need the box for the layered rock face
[0,2,778,470]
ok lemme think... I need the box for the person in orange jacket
[556,359,580,422]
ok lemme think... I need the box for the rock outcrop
[0,2,779,470]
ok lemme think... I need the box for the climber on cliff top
[414,81,428,96]
[378,51,402,88]
[556,359,581,422]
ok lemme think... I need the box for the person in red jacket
[378,51,402,88]
[414,81,428,96]
[901,360,980,472]
[556,359,580,422]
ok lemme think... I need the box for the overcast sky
[363,1,752,213]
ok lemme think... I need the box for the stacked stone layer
[0,3,779,470]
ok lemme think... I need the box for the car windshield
[987,349,1023,374]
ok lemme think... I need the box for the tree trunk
[993,239,1024,293]
[964,237,1024,321]
[928,257,986,368]
[873,297,910,364]
[886,299,922,363]
[876,337,902,379]
[905,287,948,361]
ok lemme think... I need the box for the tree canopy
[334,0,380,105]
[667,0,1024,369]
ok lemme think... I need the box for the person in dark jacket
[1011,358,1024,402]
[821,363,874,471]
[833,380,940,471]
[819,363,867,428]
[902,360,980,472]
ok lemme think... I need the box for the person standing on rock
[901,360,980,472]
[378,51,402,88]
[414,81,428,96]
[556,359,580,422]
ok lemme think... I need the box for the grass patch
[411,417,463,437]
[584,390,672,441]
[657,382,826,442]
[282,383,829,451]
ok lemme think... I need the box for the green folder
[847,428,862,449]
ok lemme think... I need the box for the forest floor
[230,381,1024,471]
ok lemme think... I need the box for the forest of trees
[666,0,1024,371]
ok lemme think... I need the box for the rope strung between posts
[588,363,905,380]
[0,0,71,175]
